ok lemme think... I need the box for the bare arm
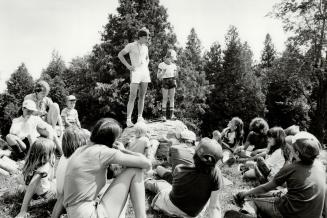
[208,190,222,218]
[113,151,151,171]
[51,194,64,218]
[239,180,278,199]
[15,174,41,218]
[118,49,134,71]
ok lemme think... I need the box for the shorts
[162,77,176,89]
[151,185,193,217]
[130,65,151,83]
[66,200,107,218]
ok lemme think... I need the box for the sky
[0,0,287,92]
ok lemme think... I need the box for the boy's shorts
[162,77,176,89]
[130,66,151,83]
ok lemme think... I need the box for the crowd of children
[0,27,326,218]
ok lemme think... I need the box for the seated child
[240,127,286,183]
[51,126,89,218]
[156,129,196,183]
[145,138,223,218]
[61,95,81,129]
[127,122,150,158]
[234,117,269,160]
[15,138,57,218]
[235,131,326,218]
[6,100,62,159]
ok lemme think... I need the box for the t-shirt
[158,62,177,79]
[61,107,79,128]
[25,93,53,115]
[10,115,51,144]
[266,148,285,178]
[56,156,69,196]
[122,41,149,68]
[169,144,195,171]
[63,144,122,208]
[273,160,326,218]
[127,136,150,155]
[169,164,223,217]
[246,131,268,150]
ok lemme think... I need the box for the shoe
[160,116,167,121]
[170,114,177,120]
[126,119,134,127]
[137,116,145,123]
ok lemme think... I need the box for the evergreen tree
[6,63,34,102]
[261,34,276,68]
[184,28,203,70]
[203,42,223,83]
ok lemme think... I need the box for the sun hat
[67,95,77,101]
[180,130,196,142]
[195,137,223,166]
[292,131,321,160]
[22,100,37,111]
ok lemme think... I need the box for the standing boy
[118,27,151,127]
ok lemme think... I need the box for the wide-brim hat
[22,100,37,111]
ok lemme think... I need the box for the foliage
[203,42,223,83]
[184,28,203,70]
[260,34,277,69]
[0,93,20,136]
[6,63,34,102]
[202,26,265,135]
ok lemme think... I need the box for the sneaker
[137,116,145,123]
[126,119,134,127]
[170,114,177,120]
[160,116,167,121]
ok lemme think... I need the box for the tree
[261,34,276,68]
[272,0,327,141]
[203,42,223,83]
[6,63,34,101]
[184,28,203,70]
[202,26,265,134]
[0,93,20,136]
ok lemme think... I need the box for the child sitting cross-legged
[15,138,57,218]
[235,131,326,218]
[51,126,89,218]
[240,127,286,184]
[145,138,223,218]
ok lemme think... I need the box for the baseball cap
[292,131,321,160]
[180,130,196,141]
[67,95,77,101]
[22,100,37,111]
[195,137,223,166]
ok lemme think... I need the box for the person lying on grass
[235,131,326,218]
[62,118,151,218]
[145,138,223,218]
[16,138,57,218]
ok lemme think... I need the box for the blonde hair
[23,138,55,184]
[62,126,89,158]
[134,122,148,138]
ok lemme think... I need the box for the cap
[292,131,321,160]
[195,137,223,166]
[22,100,37,111]
[180,130,196,141]
[67,95,77,101]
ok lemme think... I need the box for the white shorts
[66,200,108,218]
[130,65,151,83]
[151,187,194,217]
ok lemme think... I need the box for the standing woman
[63,118,151,218]
[118,27,151,127]
[24,80,63,136]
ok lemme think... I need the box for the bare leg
[98,168,146,218]
[137,83,148,118]
[47,103,60,128]
[168,88,176,118]
[161,88,168,118]
[6,134,26,152]
[127,84,139,120]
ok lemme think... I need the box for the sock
[169,107,174,118]
[162,108,166,117]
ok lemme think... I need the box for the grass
[0,160,257,218]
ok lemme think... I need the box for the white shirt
[158,62,177,78]
[266,148,285,177]
[10,115,51,144]
[122,41,149,68]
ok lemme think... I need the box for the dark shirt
[246,131,268,150]
[169,164,222,217]
[273,160,326,218]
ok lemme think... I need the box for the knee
[129,92,137,101]
[50,103,60,112]
[6,134,16,142]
